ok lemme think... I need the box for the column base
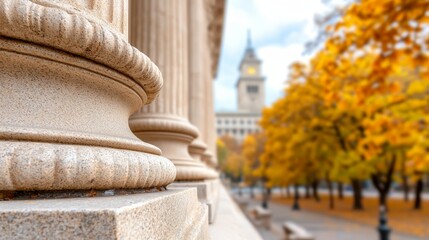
[130,114,216,181]
[0,141,176,191]
[171,178,220,224]
[175,165,219,181]
[0,188,208,240]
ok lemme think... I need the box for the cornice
[206,0,225,78]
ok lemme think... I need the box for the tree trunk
[286,186,291,198]
[426,174,429,190]
[379,190,387,208]
[372,174,389,208]
[351,179,363,210]
[312,180,320,202]
[414,178,423,210]
[327,179,334,209]
[338,182,344,200]
[371,157,396,210]
[402,175,409,202]
[305,184,311,199]
[292,184,300,210]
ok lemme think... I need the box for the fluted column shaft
[201,0,224,168]
[129,0,211,181]
[187,0,218,179]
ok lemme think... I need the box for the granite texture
[0,188,209,240]
[0,0,162,102]
[0,141,175,191]
[128,0,213,182]
[171,178,220,224]
[0,1,176,190]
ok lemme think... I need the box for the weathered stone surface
[129,0,217,181]
[0,141,175,191]
[0,1,175,191]
[0,188,209,240]
[0,0,162,103]
[171,178,220,224]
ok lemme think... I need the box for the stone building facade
[0,0,261,239]
[216,36,265,142]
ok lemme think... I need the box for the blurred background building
[216,34,265,142]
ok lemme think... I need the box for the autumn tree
[261,0,429,212]
[217,136,243,183]
[242,133,268,205]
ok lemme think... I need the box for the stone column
[129,0,213,181]
[202,78,218,168]
[188,0,218,179]
[202,0,225,168]
[0,0,175,191]
[0,1,210,238]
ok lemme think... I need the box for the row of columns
[0,0,224,238]
[129,0,221,181]
[0,0,224,191]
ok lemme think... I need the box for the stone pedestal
[0,188,208,240]
[171,178,221,224]
[0,0,175,191]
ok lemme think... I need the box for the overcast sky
[214,0,342,112]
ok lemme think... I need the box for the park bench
[249,206,271,229]
[233,195,249,209]
[282,221,314,240]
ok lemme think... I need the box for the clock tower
[236,32,265,113]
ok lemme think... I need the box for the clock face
[247,66,256,75]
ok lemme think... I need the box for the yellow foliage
[259,0,429,188]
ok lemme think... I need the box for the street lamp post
[378,205,390,240]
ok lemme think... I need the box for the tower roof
[239,30,261,69]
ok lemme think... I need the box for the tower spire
[247,29,252,49]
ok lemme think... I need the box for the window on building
[225,120,229,125]
[240,129,244,135]
[217,129,221,135]
[240,119,244,124]
[217,119,221,125]
[232,120,236,125]
[247,85,258,93]
[232,129,237,134]
[247,119,251,124]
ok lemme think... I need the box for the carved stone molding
[206,0,226,78]
[0,35,175,190]
[0,141,175,191]
[202,151,217,169]
[0,0,162,103]
[130,114,217,181]
[189,139,208,161]
[130,115,199,138]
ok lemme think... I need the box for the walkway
[243,195,423,240]
[210,185,263,240]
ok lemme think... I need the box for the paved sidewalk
[244,197,423,240]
